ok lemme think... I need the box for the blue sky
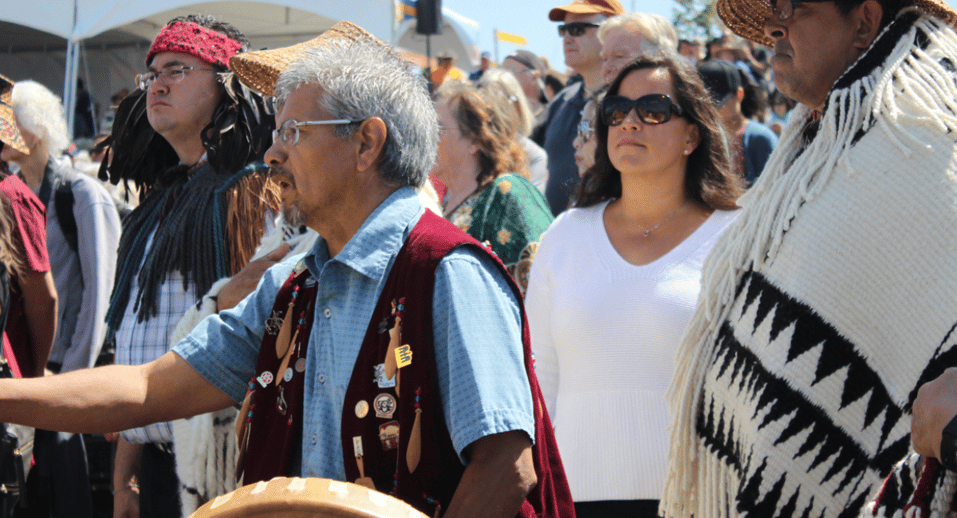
[441,0,684,71]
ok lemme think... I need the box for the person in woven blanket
[659,1,957,517]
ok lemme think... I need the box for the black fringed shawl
[105,162,271,336]
[100,70,277,338]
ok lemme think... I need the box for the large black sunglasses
[557,22,599,37]
[601,94,685,126]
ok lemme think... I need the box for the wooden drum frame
[190,477,429,518]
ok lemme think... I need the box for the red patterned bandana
[146,21,242,69]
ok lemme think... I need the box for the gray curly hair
[275,38,439,188]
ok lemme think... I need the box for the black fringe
[100,64,274,339]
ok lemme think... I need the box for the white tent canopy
[0,0,477,140]
[395,7,480,67]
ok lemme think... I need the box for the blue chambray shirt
[174,187,534,480]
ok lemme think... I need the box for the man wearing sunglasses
[542,0,624,216]
[660,1,957,518]
[95,14,279,518]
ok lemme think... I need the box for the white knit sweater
[662,11,957,518]
[526,201,737,502]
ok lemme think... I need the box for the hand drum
[190,477,428,518]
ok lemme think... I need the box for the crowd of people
[0,0,955,516]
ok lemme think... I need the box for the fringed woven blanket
[661,10,957,518]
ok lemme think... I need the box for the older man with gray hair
[598,13,678,84]
[0,23,573,518]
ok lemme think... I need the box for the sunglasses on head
[558,22,599,37]
[601,94,685,127]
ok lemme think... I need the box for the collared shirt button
[318,373,326,383]
[311,434,317,445]
[324,308,332,318]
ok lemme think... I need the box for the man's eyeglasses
[577,118,594,141]
[601,94,685,127]
[136,65,217,91]
[558,22,599,38]
[767,0,830,22]
[272,118,359,147]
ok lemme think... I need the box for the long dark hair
[573,55,743,211]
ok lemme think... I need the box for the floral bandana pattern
[147,21,243,68]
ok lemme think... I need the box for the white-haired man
[598,12,678,84]
[0,25,574,518]
[660,0,957,517]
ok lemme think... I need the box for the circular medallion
[283,367,294,382]
[295,358,306,373]
[355,400,370,419]
[374,393,397,419]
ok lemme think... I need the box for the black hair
[834,0,916,28]
[768,89,795,111]
[542,74,566,102]
[738,69,768,121]
[573,55,744,210]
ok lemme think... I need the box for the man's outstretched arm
[0,351,235,433]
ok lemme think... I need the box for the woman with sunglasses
[526,55,744,517]
[572,86,606,177]
[431,81,553,293]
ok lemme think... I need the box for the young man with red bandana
[98,15,278,517]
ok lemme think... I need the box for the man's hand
[444,430,536,518]
[217,243,291,312]
[112,485,139,518]
[912,367,957,459]
[113,438,142,518]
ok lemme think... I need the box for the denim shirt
[175,186,534,480]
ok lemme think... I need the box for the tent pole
[64,0,80,143]
[64,40,80,143]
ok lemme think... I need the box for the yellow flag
[496,30,527,46]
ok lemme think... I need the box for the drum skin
[190,477,429,518]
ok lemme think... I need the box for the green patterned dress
[447,174,553,293]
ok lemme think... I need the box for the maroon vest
[237,261,317,484]
[239,210,574,517]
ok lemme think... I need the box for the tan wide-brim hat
[718,0,957,47]
[230,21,382,96]
[0,74,28,156]
[548,0,625,21]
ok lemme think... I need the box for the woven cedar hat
[230,21,382,96]
[0,74,28,156]
[718,0,957,47]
